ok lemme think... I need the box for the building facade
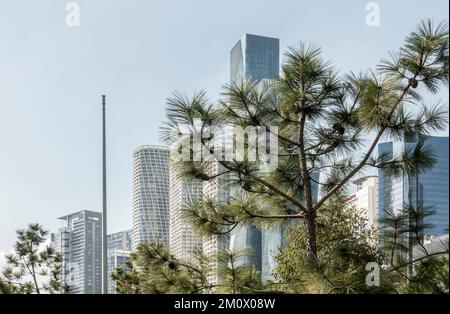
[348,176,379,229]
[169,163,203,262]
[107,230,132,294]
[108,229,132,252]
[231,33,280,84]
[52,210,102,294]
[378,135,449,237]
[132,145,170,249]
[202,163,232,286]
[261,222,290,282]
[412,234,449,260]
[229,34,280,275]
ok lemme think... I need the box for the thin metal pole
[102,95,108,294]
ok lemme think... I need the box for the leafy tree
[274,199,448,294]
[0,223,66,294]
[273,196,389,293]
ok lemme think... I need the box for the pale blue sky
[0,0,448,253]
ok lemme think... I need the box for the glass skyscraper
[378,135,449,237]
[229,34,280,276]
[169,163,203,263]
[132,145,170,249]
[202,163,232,287]
[108,229,132,252]
[230,34,280,84]
[52,210,102,294]
[107,230,132,294]
[261,222,290,281]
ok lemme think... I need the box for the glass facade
[132,146,170,248]
[107,250,131,294]
[261,222,290,282]
[229,34,280,276]
[230,34,280,84]
[107,229,132,252]
[169,164,203,263]
[52,210,102,294]
[107,230,132,294]
[378,135,449,237]
[202,163,232,286]
[231,224,262,271]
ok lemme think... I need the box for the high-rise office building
[348,176,379,229]
[231,34,280,84]
[229,34,280,275]
[52,210,102,294]
[169,164,203,262]
[378,135,449,237]
[106,250,130,294]
[261,222,290,282]
[107,230,132,294]
[413,234,449,260]
[230,224,262,270]
[260,172,320,282]
[108,229,132,252]
[132,145,170,249]
[202,163,232,286]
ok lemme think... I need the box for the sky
[0,0,448,255]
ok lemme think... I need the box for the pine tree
[0,223,66,294]
[380,206,449,293]
[161,19,448,263]
[157,19,448,293]
[112,242,265,294]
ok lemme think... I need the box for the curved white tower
[132,145,170,249]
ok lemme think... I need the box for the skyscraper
[108,229,132,252]
[378,135,449,237]
[52,210,102,294]
[132,145,170,249]
[107,230,132,294]
[229,33,280,275]
[231,33,280,84]
[202,163,232,286]
[348,176,379,229]
[230,224,262,270]
[169,164,203,262]
[261,222,289,282]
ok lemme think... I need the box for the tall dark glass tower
[230,34,280,84]
[378,135,449,237]
[229,34,280,275]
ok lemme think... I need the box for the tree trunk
[304,212,317,258]
[298,113,317,259]
[30,263,40,294]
